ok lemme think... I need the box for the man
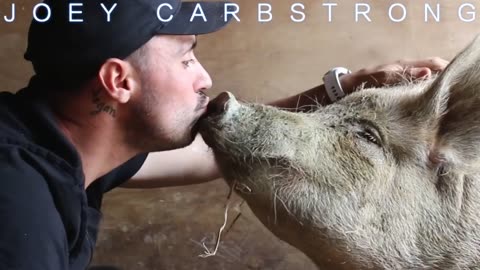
[0,0,447,269]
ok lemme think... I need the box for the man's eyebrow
[190,36,197,51]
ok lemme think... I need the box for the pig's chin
[198,118,251,185]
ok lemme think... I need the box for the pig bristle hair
[201,35,480,267]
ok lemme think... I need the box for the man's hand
[341,57,449,94]
[270,57,450,111]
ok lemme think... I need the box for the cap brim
[157,1,233,35]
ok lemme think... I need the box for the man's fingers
[398,57,449,72]
[350,57,449,90]
[369,67,431,87]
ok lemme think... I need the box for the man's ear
[97,58,139,103]
[418,34,480,170]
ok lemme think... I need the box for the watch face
[324,68,351,79]
[323,70,332,78]
[335,68,352,76]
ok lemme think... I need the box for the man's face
[127,35,212,151]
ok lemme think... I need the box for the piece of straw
[198,182,236,258]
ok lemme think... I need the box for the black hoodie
[0,83,148,270]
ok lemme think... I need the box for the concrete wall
[0,0,479,269]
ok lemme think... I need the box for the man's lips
[196,91,210,112]
[192,95,210,135]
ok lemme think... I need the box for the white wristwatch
[322,67,352,102]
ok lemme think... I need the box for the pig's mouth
[198,117,225,156]
[197,111,218,149]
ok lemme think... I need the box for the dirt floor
[91,180,317,270]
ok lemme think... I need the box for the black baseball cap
[24,0,234,89]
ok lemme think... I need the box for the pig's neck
[261,215,370,269]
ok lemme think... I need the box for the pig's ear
[409,35,480,129]
[427,35,480,168]
[405,35,480,133]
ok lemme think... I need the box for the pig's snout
[199,91,241,149]
[206,91,238,117]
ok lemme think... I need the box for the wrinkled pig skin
[199,35,480,270]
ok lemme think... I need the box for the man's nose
[196,63,213,90]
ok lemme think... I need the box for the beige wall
[0,0,35,92]
[197,0,480,103]
[1,0,479,269]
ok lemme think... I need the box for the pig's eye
[356,128,382,147]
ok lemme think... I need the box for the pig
[198,35,480,270]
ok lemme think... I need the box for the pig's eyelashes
[355,128,382,147]
[349,118,384,147]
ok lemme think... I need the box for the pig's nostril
[207,92,231,116]
[206,101,220,115]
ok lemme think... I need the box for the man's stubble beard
[125,84,202,152]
